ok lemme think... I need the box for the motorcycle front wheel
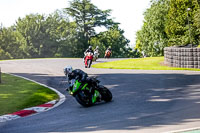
[75,91,92,107]
[87,59,92,68]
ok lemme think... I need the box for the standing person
[104,46,112,58]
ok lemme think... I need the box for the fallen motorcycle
[66,77,112,107]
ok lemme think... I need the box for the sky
[0,0,150,46]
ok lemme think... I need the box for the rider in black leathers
[68,69,87,82]
[83,46,94,61]
[84,46,94,54]
[64,66,95,91]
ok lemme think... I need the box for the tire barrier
[164,47,200,69]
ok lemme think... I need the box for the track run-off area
[0,58,200,133]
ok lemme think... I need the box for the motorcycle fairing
[92,90,100,103]
[72,80,89,93]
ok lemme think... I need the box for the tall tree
[15,12,68,58]
[0,26,24,59]
[136,0,169,57]
[90,25,130,57]
[16,14,46,57]
[165,0,200,46]
[56,21,80,57]
[40,11,67,57]
[65,0,116,56]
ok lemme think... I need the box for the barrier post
[0,67,1,83]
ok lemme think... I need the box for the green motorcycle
[67,77,112,107]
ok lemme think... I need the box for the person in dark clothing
[64,66,93,92]
[107,47,111,51]
[83,46,94,62]
[84,46,94,54]
[64,66,87,82]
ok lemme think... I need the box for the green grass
[92,57,200,71]
[182,129,200,133]
[0,73,59,116]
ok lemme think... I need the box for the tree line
[136,0,200,57]
[3,0,197,59]
[0,0,137,60]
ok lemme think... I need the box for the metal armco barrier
[164,47,200,69]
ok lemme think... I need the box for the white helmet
[64,65,73,76]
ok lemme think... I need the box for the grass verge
[92,57,200,71]
[0,73,59,116]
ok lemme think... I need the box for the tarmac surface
[0,58,200,133]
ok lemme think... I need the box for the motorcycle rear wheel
[98,85,112,102]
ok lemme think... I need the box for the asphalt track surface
[0,58,200,133]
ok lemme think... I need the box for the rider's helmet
[89,45,92,49]
[96,46,99,49]
[64,65,73,76]
[108,46,111,50]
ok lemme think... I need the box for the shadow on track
[1,72,200,133]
